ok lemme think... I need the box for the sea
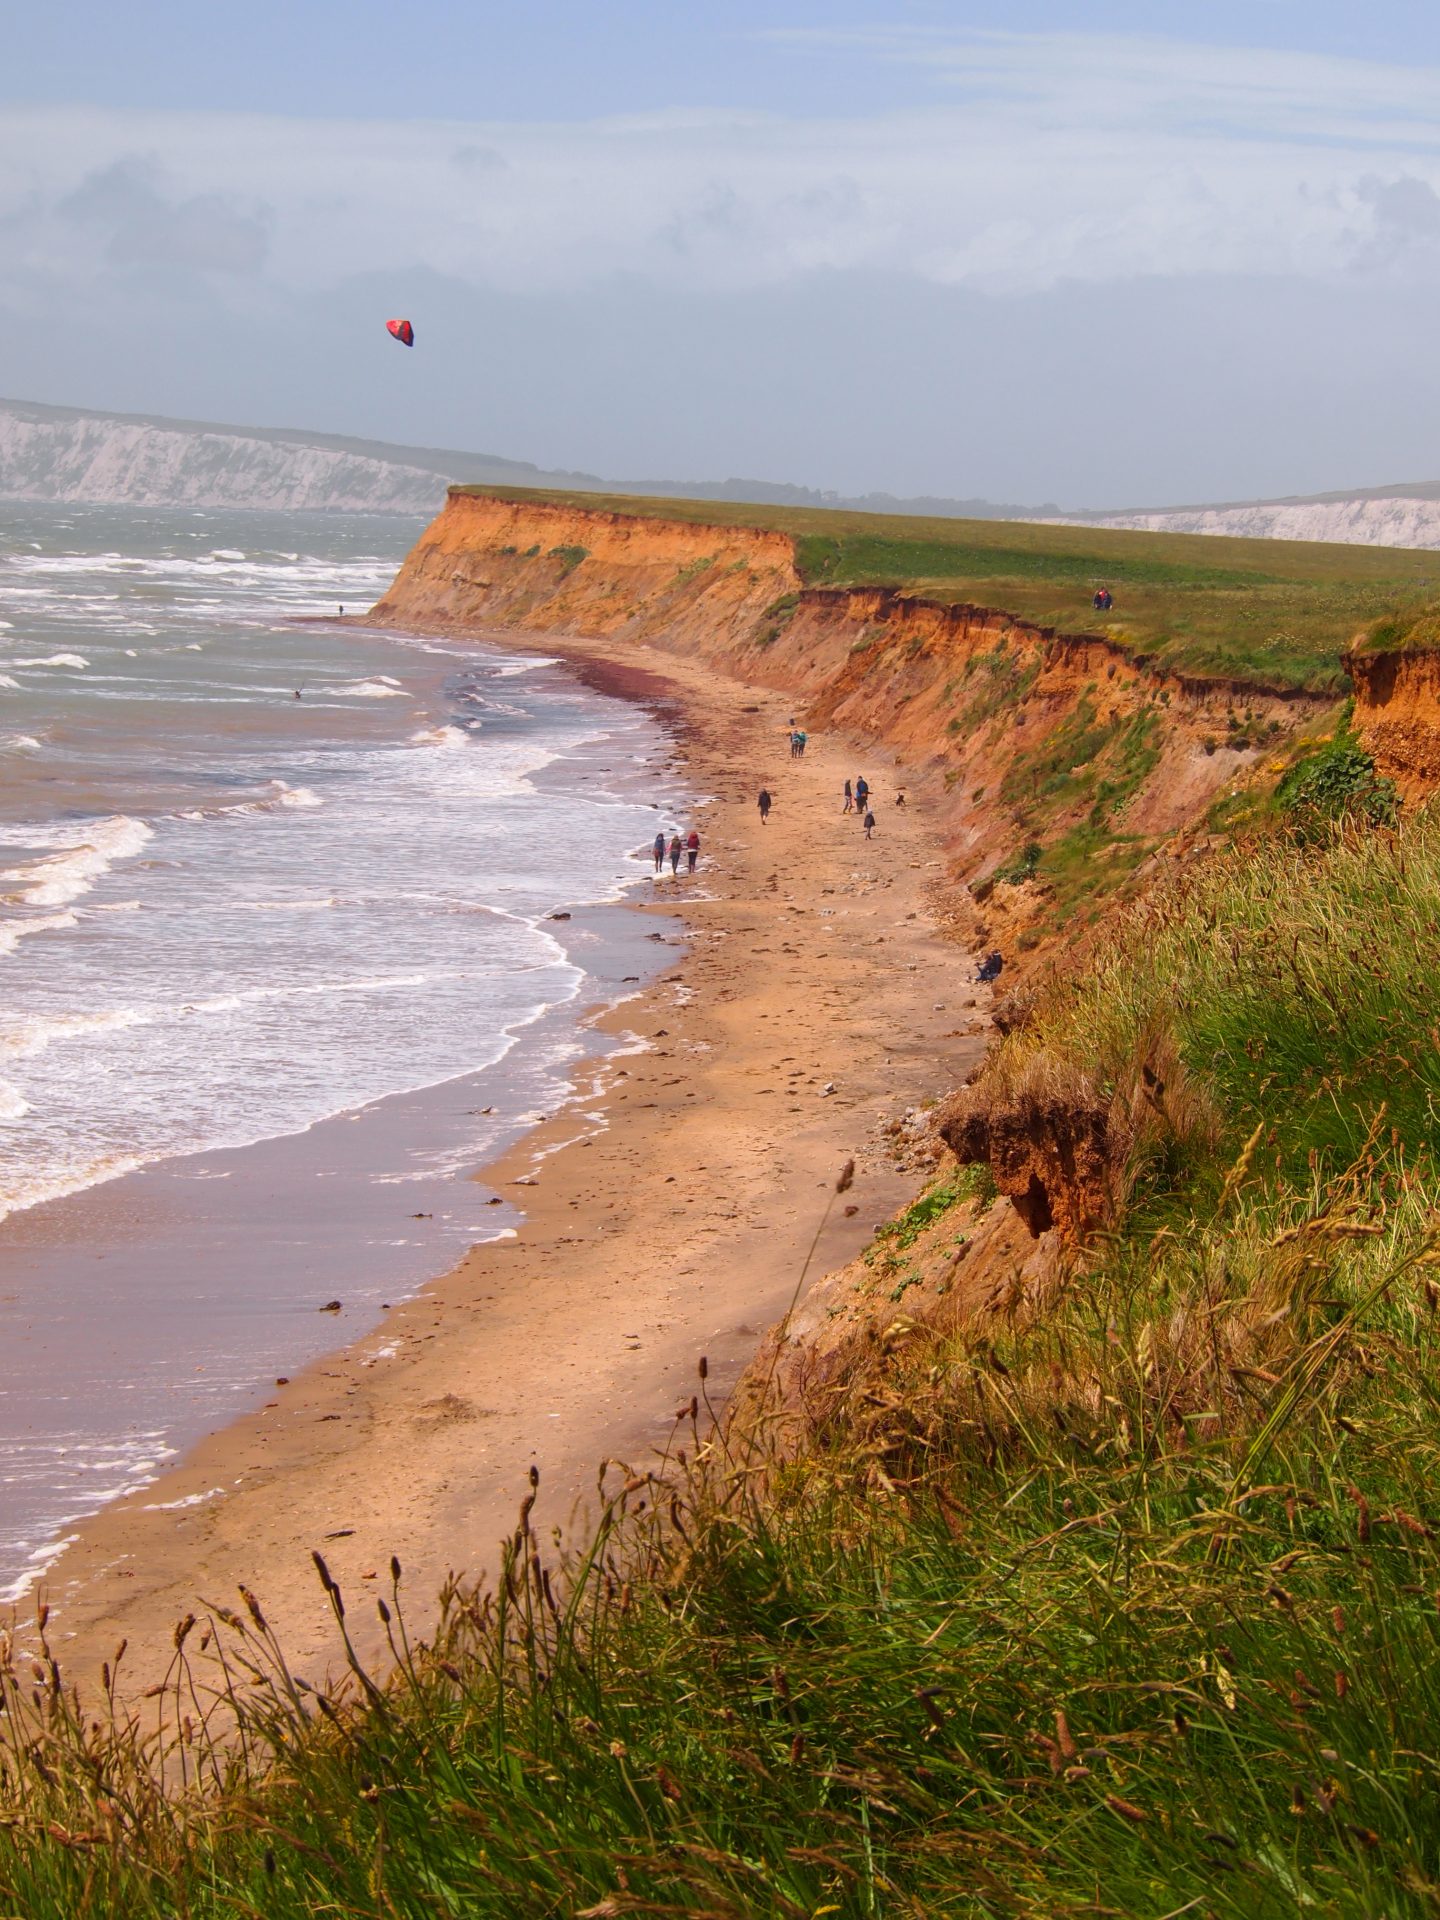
[0,504,689,1603]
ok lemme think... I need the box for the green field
[456,484,1440,692]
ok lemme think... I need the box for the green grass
[978,698,1167,933]
[995,810,1440,1208]
[453,484,1440,692]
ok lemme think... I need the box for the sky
[4,2,1440,508]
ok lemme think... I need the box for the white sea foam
[13,652,88,669]
[0,1081,30,1120]
[0,1535,79,1607]
[0,910,80,956]
[0,734,42,753]
[335,678,408,698]
[2,816,153,909]
[0,675,19,689]
[0,1005,151,1059]
[410,723,469,750]
[0,1151,145,1225]
[269,780,322,809]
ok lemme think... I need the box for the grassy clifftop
[452,483,1440,691]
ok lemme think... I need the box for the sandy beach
[19,627,984,1695]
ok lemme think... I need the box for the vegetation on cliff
[7,810,1440,1914]
[452,484,1440,692]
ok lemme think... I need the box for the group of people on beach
[652,829,701,876]
[754,728,910,845]
[842,774,884,839]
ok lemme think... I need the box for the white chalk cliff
[1049,492,1440,551]
[0,398,595,515]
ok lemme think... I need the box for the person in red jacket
[686,829,700,874]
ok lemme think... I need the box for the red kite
[386,319,415,347]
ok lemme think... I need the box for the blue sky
[9,3,1440,118]
[4,5,1440,505]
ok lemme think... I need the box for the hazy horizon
[5,3,1440,511]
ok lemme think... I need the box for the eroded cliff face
[371,489,1353,1449]
[1347,646,1440,798]
[370,490,801,641]
[373,491,1330,914]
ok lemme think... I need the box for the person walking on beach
[795,729,808,757]
[855,775,869,814]
[669,833,682,875]
[652,830,666,874]
[686,829,700,874]
[758,787,772,824]
[843,778,853,813]
[863,808,876,840]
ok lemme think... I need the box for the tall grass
[988,807,1440,1208]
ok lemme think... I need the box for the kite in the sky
[386,319,415,347]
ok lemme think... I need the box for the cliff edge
[372,489,1335,947]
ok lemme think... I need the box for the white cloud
[1,31,1439,312]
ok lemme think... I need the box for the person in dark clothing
[758,788,772,824]
[843,779,853,813]
[652,830,666,873]
[863,809,876,840]
[976,950,1004,984]
[669,834,682,875]
[854,776,869,813]
[686,829,700,874]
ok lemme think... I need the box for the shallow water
[0,504,694,1599]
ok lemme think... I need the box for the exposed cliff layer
[1347,643,1440,798]
[373,490,1334,923]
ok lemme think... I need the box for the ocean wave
[0,911,80,957]
[12,653,88,669]
[0,1535,80,1608]
[409,724,470,750]
[335,677,408,699]
[0,1005,151,1059]
[0,1081,30,1120]
[0,675,20,689]
[0,735,42,753]
[1,815,153,910]
[269,780,323,809]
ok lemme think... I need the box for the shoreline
[0,648,687,1608]
[16,623,985,1696]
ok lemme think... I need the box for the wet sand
[17,629,984,1695]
